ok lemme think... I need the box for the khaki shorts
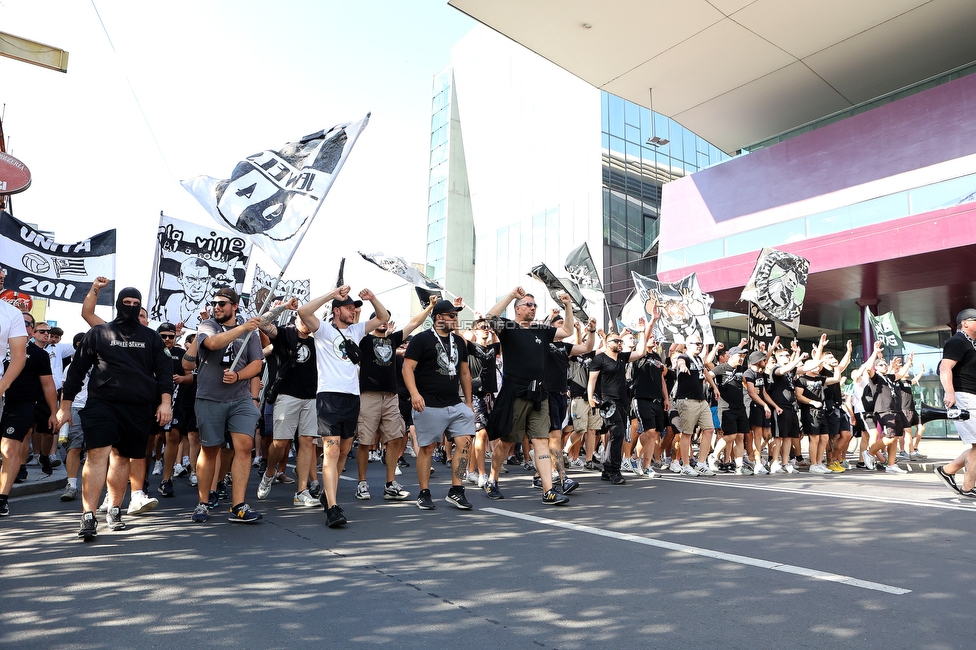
[571,397,603,432]
[500,397,551,443]
[356,391,405,446]
[676,398,713,434]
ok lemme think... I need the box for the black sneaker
[484,480,504,500]
[325,504,347,527]
[584,460,602,471]
[531,476,543,489]
[191,503,209,523]
[207,491,219,509]
[601,472,611,481]
[106,506,126,531]
[398,456,410,468]
[308,481,322,499]
[50,456,62,468]
[228,503,263,524]
[561,477,580,494]
[15,465,27,483]
[505,455,521,466]
[417,489,436,510]
[216,481,229,501]
[0,498,8,517]
[936,466,962,495]
[258,458,268,476]
[78,511,98,541]
[610,473,627,485]
[961,488,976,499]
[445,487,472,510]
[39,454,53,476]
[158,479,175,498]
[542,488,570,505]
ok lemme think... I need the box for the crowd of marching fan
[0,276,949,538]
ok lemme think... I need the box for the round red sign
[0,152,31,194]
[0,290,33,312]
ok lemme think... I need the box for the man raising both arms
[298,284,389,528]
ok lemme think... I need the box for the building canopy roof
[448,0,976,153]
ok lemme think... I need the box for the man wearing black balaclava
[58,286,174,541]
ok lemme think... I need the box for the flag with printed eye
[182,116,369,269]
[739,248,809,334]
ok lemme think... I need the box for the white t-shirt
[0,301,28,381]
[45,342,74,390]
[313,321,366,395]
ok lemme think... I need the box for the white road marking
[653,475,976,512]
[483,507,912,596]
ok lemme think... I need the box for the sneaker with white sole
[257,473,274,500]
[189,471,198,487]
[669,460,682,474]
[784,464,797,474]
[445,487,473,509]
[383,481,410,500]
[644,466,661,478]
[885,464,907,474]
[809,464,828,474]
[707,453,719,473]
[733,465,753,476]
[96,494,110,514]
[151,460,163,476]
[631,458,645,477]
[754,463,769,475]
[356,480,371,500]
[695,464,715,477]
[106,506,126,531]
[127,491,158,515]
[681,465,698,476]
[294,490,319,506]
[477,474,488,488]
[465,471,479,485]
[770,461,784,474]
[896,451,911,461]
[571,457,585,469]
[60,485,78,502]
[620,458,635,474]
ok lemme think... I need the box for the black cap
[157,322,177,333]
[333,296,363,309]
[748,351,766,365]
[432,299,462,316]
[214,287,239,304]
[957,308,976,325]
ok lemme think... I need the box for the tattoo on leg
[537,454,550,460]
[324,439,338,448]
[455,453,468,481]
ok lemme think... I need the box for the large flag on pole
[181,116,369,270]
[149,213,251,330]
[0,211,116,306]
[871,311,905,358]
[358,251,443,291]
[632,271,714,344]
[244,263,311,319]
[739,247,809,334]
[528,263,588,323]
[565,242,606,325]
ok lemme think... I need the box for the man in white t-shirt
[0,302,31,516]
[298,284,388,528]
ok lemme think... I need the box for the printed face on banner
[245,264,311,318]
[631,271,714,344]
[746,249,809,328]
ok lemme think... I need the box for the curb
[9,466,67,498]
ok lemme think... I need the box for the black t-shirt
[272,325,318,400]
[467,341,500,396]
[394,352,410,400]
[768,366,797,408]
[742,367,766,409]
[664,356,676,400]
[821,367,842,407]
[872,372,898,413]
[544,341,575,394]
[631,352,666,401]
[404,329,468,408]
[943,332,976,394]
[4,344,52,405]
[673,354,706,401]
[896,377,916,412]
[591,351,632,402]
[712,362,746,412]
[796,373,825,411]
[360,330,404,394]
[494,318,556,382]
[568,352,595,398]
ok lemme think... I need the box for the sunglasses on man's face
[517,302,536,309]
[210,300,231,308]
[160,333,176,340]
[24,321,33,327]
[34,329,51,335]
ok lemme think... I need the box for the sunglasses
[210,300,231,308]
[517,302,536,308]
[160,333,176,340]
[23,320,33,327]
[438,313,458,319]
[608,339,622,344]
[34,329,51,334]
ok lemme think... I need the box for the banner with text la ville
[0,211,116,306]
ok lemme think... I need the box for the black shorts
[773,407,800,438]
[80,398,154,459]
[801,408,829,436]
[316,392,360,439]
[852,412,875,438]
[667,409,680,433]
[876,411,908,439]
[904,410,919,427]
[721,409,750,435]
[154,406,186,435]
[472,394,491,432]
[548,393,568,433]
[0,401,34,442]
[824,407,850,437]
[33,401,53,434]
[182,407,198,434]
[749,403,772,429]
[398,396,413,428]
[634,398,666,433]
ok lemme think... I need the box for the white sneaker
[395,464,402,476]
[840,461,852,470]
[896,451,911,461]
[809,464,828,474]
[631,458,644,477]
[356,480,371,500]
[251,456,262,468]
[407,445,417,458]
[127,490,158,515]
[861,451,876,470]
[645,466,660,478]
[477,473,489,488]
[571,457,585,469]
[620,458,634,474]
[151,460,163,476]
[695,463,715,477]
[784,464,797,474]
[886,464,907,474]
[669,460,682,474]
[294,490,318,506]
[681,465,698,476]
[96,494,111,513]
[257,473,274,500]
[754,463,769,475]
[770,461,784,475]
[189,471,198,487]
[707,453,719,473]
[734,465,753,476]
[465,471,479,485]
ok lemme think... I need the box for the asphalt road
[2,455,975,650]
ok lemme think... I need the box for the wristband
[183,354,197,362]
[235,371,240,382]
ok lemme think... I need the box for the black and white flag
[632,271,714,344]
[747,302,777,351]
[739,248,809,334]
[182,116,369,269]
[358,251,443,291]
[528,263,588,323]
[148,214,251,330]
[244,264,311,319]
[564,242,604,294]
[0,211,116,305]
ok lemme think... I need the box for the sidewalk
[9,462,67,498]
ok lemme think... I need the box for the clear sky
[0,0,475,334]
